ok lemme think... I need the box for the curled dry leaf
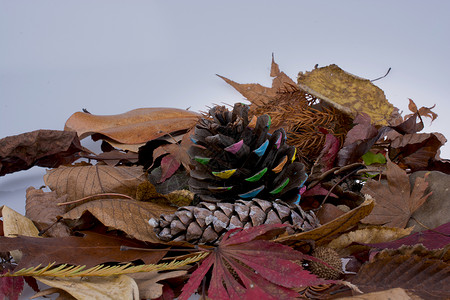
[0,130,84,176]
[63,198,176,243]
[350,245,450,299]
[217,54,296,108]
[297,64,397,125]
[389,132,446,170]
[0,231,167,269]
[64,107,200,144]
[274,196,374,246]
[364,222,450,250]
[25,187,71,237]
[327,226,414,256]
[361,159,431,228]
[339,288,420,300]
[44,165,146,203]
[36,275,139,300]
[129,270,187,299]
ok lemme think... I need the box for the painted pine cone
[150,198,320,245]
[188,103,307,204]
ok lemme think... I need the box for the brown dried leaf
[315,203,346,225]
[389,132,446,170]
[64,108,200,144]
[328,226,413,256]
[25,187,71,237]
[0,231,167,269]
[297,65,396,125]
[404,98,438,123]
[0,130,84,176]
[63,198,176,243]
[339,288,421,300]
[129,270,187,299]
[274,197,374,246]
[218,55,296,107]
[351,245,450,299]
[44,165,146,203]
[361,159,431,228]
[83,150,139,166]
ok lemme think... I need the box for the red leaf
[179,224,330,300]
[159,154,182,183]
[0,270,24,300]
[363,222,450,250]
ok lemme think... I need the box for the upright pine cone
[188,103,307,204]
[151,198,320,245]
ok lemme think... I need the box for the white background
[0,1,449,298]
[1,0,449,218]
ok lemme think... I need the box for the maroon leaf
[389,132,446,171]
[179,224,329,300]
[159,154,182,183]
[0,270,24,300]
[318,133,340,172]
[363,222,450,250]
[0,130,84,176]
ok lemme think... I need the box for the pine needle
[1,252,209,278]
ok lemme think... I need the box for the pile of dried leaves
[1,58,449,300]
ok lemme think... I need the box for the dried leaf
[64,108,200,144]
[0,269,24,300]
[218,55,296,108]
[159,155,181,183]
[0,206,40,238]
[129,270,187,299]
[36,275,139,300]
[404,98,438,123]
[275,197,374,246]
[315,203,346,225]
[339,288,420,300]
[389,132,446,170]
[83,150,139,166]
[25,187,71,237]
[364,222,450,250]
[63,198,176,243]
[350,245,450,299]
[179,224,328,300]
[44,165,146,203]
[0,231,167,269]
[361,159,431,228]
[297,64,396,125]
[0,130,83,176]
[328,226,413,256]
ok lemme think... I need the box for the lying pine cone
[150,198,320,245]
[188,103,307,204]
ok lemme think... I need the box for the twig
[371,67,391,82]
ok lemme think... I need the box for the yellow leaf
[0,205,40,263]
[297,64,396,125]
[36,275,139,300]
[274,196,374,246]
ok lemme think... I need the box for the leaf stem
[57,193,134,206]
